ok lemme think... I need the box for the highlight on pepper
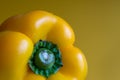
[0,10,88,80]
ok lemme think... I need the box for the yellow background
[0,0,120,80]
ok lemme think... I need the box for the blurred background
[0,0,120,80]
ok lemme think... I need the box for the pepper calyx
[28,40,63,78]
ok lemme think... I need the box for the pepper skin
[0,10,87,80]
[0,31,33,80]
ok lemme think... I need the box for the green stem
[28,40,63,78]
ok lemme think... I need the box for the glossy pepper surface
[0,11,87,80]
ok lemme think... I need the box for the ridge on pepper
[0,10,87,80]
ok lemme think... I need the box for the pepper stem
[34,48,55,69]
[28,40,63,78]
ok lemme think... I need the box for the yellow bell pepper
[0,11,87,80]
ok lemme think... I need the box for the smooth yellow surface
[0,11,57,43]
[0,31,33,80]
[60,45,87,80]
[0,0,120,80]
[47,16,75,47]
